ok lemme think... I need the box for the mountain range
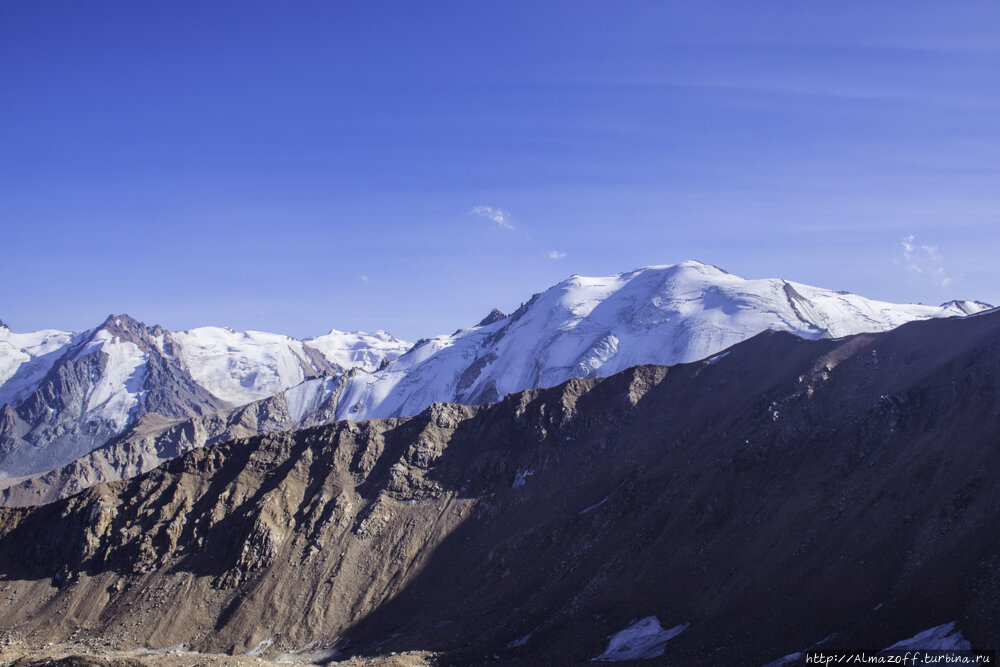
[1,305,999,664]
[0,317,409,480]
[0,260,991,506]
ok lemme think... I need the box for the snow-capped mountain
[0,315,410,478]
[4,308,1000,660]
[335,261,992,421]
[1,372,359,506]
[0,260,991,502]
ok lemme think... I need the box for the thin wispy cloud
[360,275,369,283]
[547,250,566,260]
[896,234,960,288]
[470,205,514,230]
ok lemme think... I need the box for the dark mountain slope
[0,311,998,664]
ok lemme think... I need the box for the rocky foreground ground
[0,639,437,666]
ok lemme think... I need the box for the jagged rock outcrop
[475,309,508,328]
[0,311,999,664]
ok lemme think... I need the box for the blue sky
[2,2,998,341]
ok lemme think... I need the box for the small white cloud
[547,250,567,260]
[360,275,369,282]
[895,234,960,288]
[470,205,514,230]
[901,234,915,251]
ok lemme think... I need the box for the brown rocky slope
[0,310,999,664]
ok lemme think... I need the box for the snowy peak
[0,314,214,478]
[98,312,138,331]
[72,314,156,360]
[95,313,164,343]
[337,261,989,421]
[0,315,410,479]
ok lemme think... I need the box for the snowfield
[305,329,410,372]
[171,327,320,405]
[171,327,411,406]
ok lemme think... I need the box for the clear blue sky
[2,1,998,341]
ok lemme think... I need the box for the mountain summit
[335,261,991,421]
[476,308,509,327]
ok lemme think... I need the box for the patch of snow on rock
[512,469,534,489]
[593,616,689,662]
[246,637,273,656]
[885,622,971,651]
[763,652,804,666]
